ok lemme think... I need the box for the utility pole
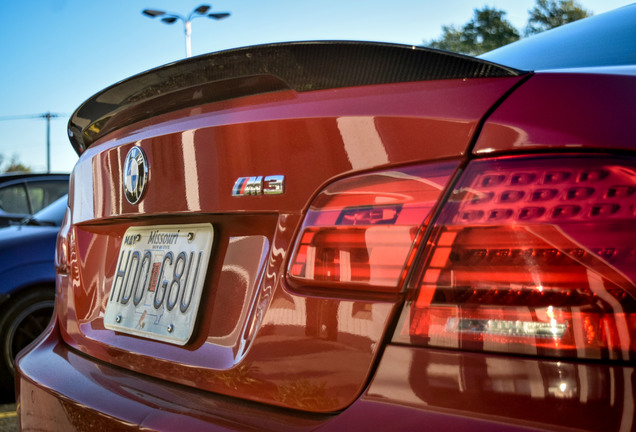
[42,112,60,173]
[0,112,64,173]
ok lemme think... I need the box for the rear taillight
[288,162,458,295]
[395,155,636,360]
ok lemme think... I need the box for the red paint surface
[39,78,519,414]
[18,69,636,430]
[475,72,636,154]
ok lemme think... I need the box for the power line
[0,112,67,173]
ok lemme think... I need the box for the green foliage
[5,161,31,173]
[426,0,593,55]
[427,24,467,54]
[428,7,520,55]
[525,0,592,35]
[0,154,31,173]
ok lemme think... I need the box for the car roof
[480,4,636,71]
[0,172,69,185]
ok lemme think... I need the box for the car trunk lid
[59,42,527,412]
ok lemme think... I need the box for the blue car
[0,173,68,227]
[0,194,67,396]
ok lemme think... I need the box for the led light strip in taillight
[395,155,636,360]
[287,162,459,295]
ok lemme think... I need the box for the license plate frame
[104,223,214,345]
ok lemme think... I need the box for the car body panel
[15,7,636,430]
[72,78,522,222]
[366,345,634,432]
[0,226,59,297]
[17,328,542,432]
[58,76,524,412]
[26,325,613,431]
[480,4,636,71]
[474,72,636,154]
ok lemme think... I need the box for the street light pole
[184,20,192,58]
[142,5,231,58]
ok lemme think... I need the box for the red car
[17,5,636,431]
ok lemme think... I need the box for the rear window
[480,4,636,71]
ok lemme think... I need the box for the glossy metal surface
[366,345,635,431]
[28,27,636,430]
[74,78,521,222]
[18,327,558,431]
[23,327,618,431]
[18,326,329,431]
[33,76,525,415]
[481,4,636,71]
[474,72,636,154]
[18,62,636,430]
[0,226,60,297]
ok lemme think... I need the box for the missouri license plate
[104,223,214,345]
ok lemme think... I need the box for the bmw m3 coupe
[16,5,636,431]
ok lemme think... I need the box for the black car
[0,194,67,396]
[0,172,69,226]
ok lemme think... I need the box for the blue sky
[0,0,633,173]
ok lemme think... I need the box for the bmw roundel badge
[123,146,149,204]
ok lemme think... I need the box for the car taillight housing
[288,162,458,295]
[396,155,636,360]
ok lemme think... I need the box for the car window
[0,183,29,214]
[31,194,68,226]
[27,180,68,213]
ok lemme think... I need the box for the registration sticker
[104,224,213,345]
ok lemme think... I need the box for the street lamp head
[142,9,165,18]
[194,5,211,15]
[142,5,232,58]
[208,12,230,20]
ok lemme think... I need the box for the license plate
[104,223,214,345]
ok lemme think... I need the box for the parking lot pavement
[0,404,17,432]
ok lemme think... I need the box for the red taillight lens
[288,162,458,294]
[396,155,636,360]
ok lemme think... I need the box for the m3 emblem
[232,175,285,196]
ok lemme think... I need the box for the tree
[427,24,466,54]
[0,154,31,173]
[525,0,592,35]
[425,1,593,56]
[427,7,520,55]
[4,160,31,173]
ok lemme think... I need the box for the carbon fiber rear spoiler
[68,41,523,154]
